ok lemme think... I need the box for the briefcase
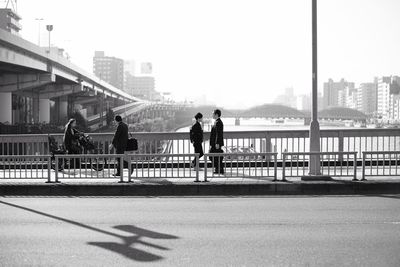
[126,137,138,151]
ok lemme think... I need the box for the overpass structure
[0,28,146,126]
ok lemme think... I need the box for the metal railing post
[361,152,367,181]
[352,152,358,181]
[195,153,199,182]
[273,153,278,181]
[128,154,132,183]
[338,131,344,162]
[54,155,59,183]
[47,155,51,183]
[204,154,208,182]
[282,153,287,181]
[119,156,124,183]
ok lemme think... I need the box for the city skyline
[15,0,400,108]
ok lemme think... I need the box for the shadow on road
[0,200,179,262]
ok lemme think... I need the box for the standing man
[109,115,128,176]
[210,109,224,174]
[190,112,204,168]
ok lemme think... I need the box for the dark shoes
[213,171,225,175]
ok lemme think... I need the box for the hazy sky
[14,0,400,108]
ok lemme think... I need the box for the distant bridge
[237,104,367,124]
[179,104,368,125]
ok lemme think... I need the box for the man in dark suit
[109,115,129,176]
[190,112,204,168]
[209,109,224,174]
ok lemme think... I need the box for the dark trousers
[115,152,133,175]
[67,146,81,169]
[209,147,224,173]
[192,143,204,166]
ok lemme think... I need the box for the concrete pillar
[39,99,50,123]
[0,92,12,124]
[59,98,68,122]
[54,96,68,124]
[32,94,40,123]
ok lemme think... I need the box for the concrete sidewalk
[0,178,399,196]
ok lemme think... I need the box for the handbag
[126,137,138,151]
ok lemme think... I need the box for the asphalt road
[0,196,399,267]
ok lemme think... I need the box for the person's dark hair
[115,115,122,122]
[65,118,76,130]
[194,112,203,120]
[213,109,221,117]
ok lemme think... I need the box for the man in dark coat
[109,115,129,176]
[190,112,204,168]
[209,109,224,174]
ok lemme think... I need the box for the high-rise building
[125,75,157,100]
[323,79,354,108]
[93,51,124,90]
[376,76,400,120]
[388,77,400,122]
[376,76,392,118]
[356,83,377,115]
[345,87,358,109]
[389,94,400,122]
[0,8,21,34]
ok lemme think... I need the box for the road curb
[0,180,399,196]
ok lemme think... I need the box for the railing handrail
[283,151,357,156]
[126,153,198,157]
[0,155,51,159]
[2,128,400,138]
[54,154,123,159]
[204,152,278,156]
[362,151,400,155]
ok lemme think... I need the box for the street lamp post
[35,18,43,46]
[308,0,321,176]
[46,25,53,54]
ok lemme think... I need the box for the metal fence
[0,155,51,180]
[2,151,400,183]
[1,129,400,160]
[282,152,358,181]
[362,151,400,180]
[203,152,278,182]
[126,153,199,182]
[53,154,124,183]
[52,153,199,182]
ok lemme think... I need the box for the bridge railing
[203,152,278,182]
[1,129,400,161]
[0,155,52,181]
[282,152,358,181]
[1,151,400,182]
[361,151,400,180]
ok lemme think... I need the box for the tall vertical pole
[309,0,321,175]
[35,18,43,46]
[46,25,53,54]
[48,31,51,53]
